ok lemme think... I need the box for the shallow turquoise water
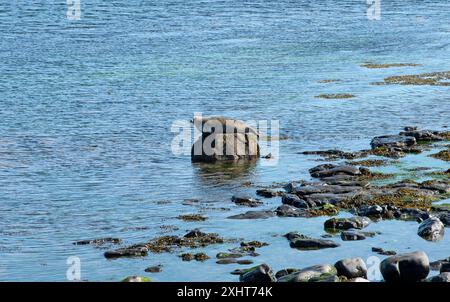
[0,1,449,281]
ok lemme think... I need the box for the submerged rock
[417,217,445,241]
[309,164,362,179]
[380,251,430,282]
[372,247,397,256]
[335,258,367,279]
[74,237,122,246]
[285,232,340,250]
[239,264,276,282]
[228,210,275,219]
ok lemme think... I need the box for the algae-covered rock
[121,276,151,282]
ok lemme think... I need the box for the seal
[191,116,259,137]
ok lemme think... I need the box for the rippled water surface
[0,1,449,281]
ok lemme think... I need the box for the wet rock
[301,149,368,160]
[324,216,371,230]
[372,247,397,256]
[430,149,450,162]
[334,258,367,279]
[256,189,282,198]
[231,195,263,207]
[184,229,207,238]
[440,262,450,273]
[304,193,352,205]
[275,268,299,279]
[357,205,385,218]
[418,217,445,241]
[309,164,362,178]
[420,180,450,194]
[74,237,122,246]
[144,265,163,273]
[400,130,443,142]
[430,259,449,271]
[380,251,430,282]
[292,184,362,196]
[104,244,149,259]
[439,212,450,227]
[370,135,416,150]
[239,264,276,282]
[340,230,366,241]
[285,232,340,250]
[230,269,247,275]
[428,272,450,282]
[309,274,340,282]
[191,129,259,162]
[121,276,151,282]
[180,252,210,262]
[281,194,309,208]
[240,241,269,249]
[228,210,275,219]
[277,264,337,282]
[396,208,430,221]
[276,204,312,217]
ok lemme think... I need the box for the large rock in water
[417,217,445,241]
[370,135,416,149]
[380,251,430,282]
[239,264,276,282]
[191,117,260,162]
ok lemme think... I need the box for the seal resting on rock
[192,116,259,136]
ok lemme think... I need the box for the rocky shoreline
[75,127,450,282]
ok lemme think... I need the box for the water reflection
[192,160,258,186]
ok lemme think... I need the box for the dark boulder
[228,210,275,220]
[285,232,340,250]
[276,204,311,217]
[334,258,367,279]
[256,189,282,198]
[281,194,309,208]
[380,251,430,282]
[239,264,276,282]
